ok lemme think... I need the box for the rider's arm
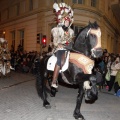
[70,28,75,42]
[51,27,59,47]
[51,27,64,49]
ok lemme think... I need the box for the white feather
[0,38,5,43]
[53,3,60,12]
[61,9,64,14]
[65,4,68,8]
[65,8,69,13]
[68,6,71,11]
[59,3,62,7]
[58,15,62,19]
[71,10,73,16]
[62,3,65,7]
[69,13,72,17]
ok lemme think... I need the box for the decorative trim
[69,53,94,74]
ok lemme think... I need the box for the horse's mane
[88,21,99,29]
[74,21,99,44]
[72,21,99,56]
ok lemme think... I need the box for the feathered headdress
[53,2,74,27]
[0,38,6,43]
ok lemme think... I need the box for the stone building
[0,0,120,54]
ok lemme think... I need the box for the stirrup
[51,83,58,88]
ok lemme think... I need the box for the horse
[35,21,103,120]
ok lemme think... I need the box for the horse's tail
[35,57,48,100]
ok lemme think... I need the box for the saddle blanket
[69,53,94,74]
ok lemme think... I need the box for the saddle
[47,51,70,72]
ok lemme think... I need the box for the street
[0,71,120,120]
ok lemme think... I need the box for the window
[72,0,84,4]
[1,9,9,21]
[9,6,16,18]
[29,0,33,11]
[11,31,15,51]
[20,1,26,14]
[0,12,1,21]
[17,3,20,16]
[107,34,110,52]
[91,0,97,7]
[19,30,24,50]
[54,0,64,2]
[111,37,113,53]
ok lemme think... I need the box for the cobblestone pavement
[0,71,120,120]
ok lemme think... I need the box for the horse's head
[88,21,103,58]
[73,21,103,58]
[84,76,98,103]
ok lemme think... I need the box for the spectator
[105,55,112,89]
[114,69,120,94]
[102,56,108,86]
[48,45,52,52]
[26,57,32,72]
[21,57,29,73]
[95,65,103,91]
[108,56,120,91]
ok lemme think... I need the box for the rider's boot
[51,64,60,88]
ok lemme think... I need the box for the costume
[51,2,74,66]
[0,38,11,76]
[51,26,74,47]
[51,2,74,88]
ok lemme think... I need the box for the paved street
[0,71,120,120]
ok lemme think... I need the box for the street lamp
[3,31,5,38]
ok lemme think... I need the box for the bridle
[88,28,101,58]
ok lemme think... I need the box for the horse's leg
[35,60,51,109]
[73,83,85,120]
[48,76,52,87]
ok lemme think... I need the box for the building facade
[0,0,120,54]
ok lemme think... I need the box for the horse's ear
[94,21,99,28]
[94,21,97,24]
[89,21,91,25]
[88,21,92,27]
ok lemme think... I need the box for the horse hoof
[74,117,85,120]
[43,101,51,109]
[50,93,55,97]
[50,87,56,97]
[44,104,51,109]
[73,113,85,120]
[75,117,85,120]
[77,118,85,120]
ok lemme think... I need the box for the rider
[51,2,74,88]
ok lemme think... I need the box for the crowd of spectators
[10,45,39,74]
[94,49,120,96]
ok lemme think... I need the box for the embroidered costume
[0,38,11,76]
[51,2,74,88]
